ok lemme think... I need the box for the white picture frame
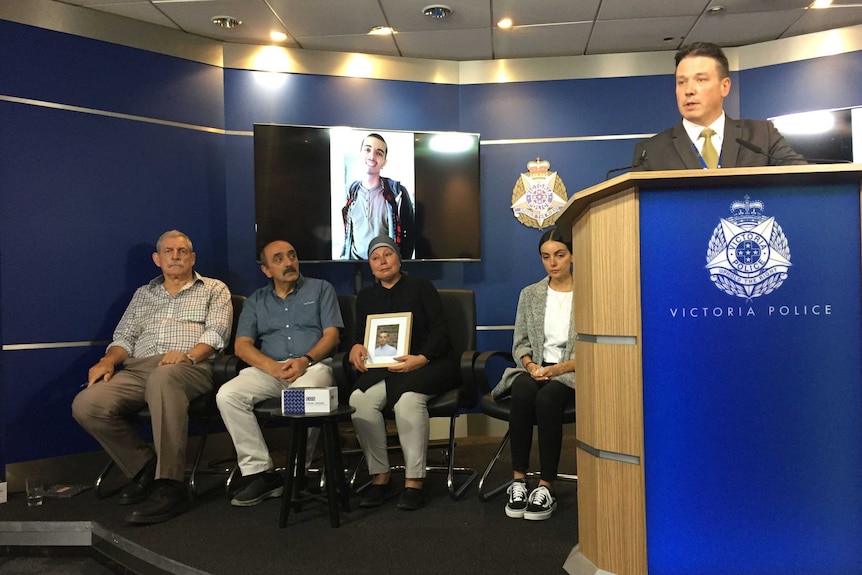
[363,312,412,368]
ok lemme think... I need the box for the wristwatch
[302,354,315,366]
[185,353,197,365]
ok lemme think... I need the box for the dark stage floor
[1,437,579,575]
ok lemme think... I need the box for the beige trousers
[72,355,213,482]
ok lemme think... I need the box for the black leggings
[509,372,575,483]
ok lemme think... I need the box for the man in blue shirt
[216,239,343,506]
[373,329,398,358]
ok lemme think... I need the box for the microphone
[735,138,850,165]
[605,149,647,180]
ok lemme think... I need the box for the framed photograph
[363,312,412,368]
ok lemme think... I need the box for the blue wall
[1,18,861,464]
[0,21,228,463]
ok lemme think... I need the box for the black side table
[260,403,355,528]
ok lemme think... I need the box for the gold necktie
[700,128,718,169]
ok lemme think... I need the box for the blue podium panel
[640,183,862,575]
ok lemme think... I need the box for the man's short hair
[674,42,729,78]
[257,239,292,265]
[156,230,193,253]
[363,133,388,158]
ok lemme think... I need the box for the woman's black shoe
[359,482,391,508]
[397,487,425,511]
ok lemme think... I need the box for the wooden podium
[558,165,862,575]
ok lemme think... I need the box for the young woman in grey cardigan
[501,228,576,521]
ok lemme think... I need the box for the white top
[543,286,572,364]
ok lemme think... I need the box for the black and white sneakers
[507,481,557,520]
[505,479,529,518]
[523,485,557,520]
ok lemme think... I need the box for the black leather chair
[95,294,246,499]
[474,349,577,502]
[336,289,479,500]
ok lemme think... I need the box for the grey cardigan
[493,277,576,398]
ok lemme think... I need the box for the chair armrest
[212,354,246,389]
[474,350,515,396]
[459,350,479,409]
[331,351,356,405]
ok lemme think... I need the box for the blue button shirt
[236,275,343,361]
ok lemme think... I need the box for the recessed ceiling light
[707,5,725,13]
[497,18,513,29]
[423,5,453,19]
[368,26,396,36]
[211,15,241,28]
[810,0,832,7]
[270,31,287,42]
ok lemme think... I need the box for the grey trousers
[349,381,432,479]
[71,355,213,482]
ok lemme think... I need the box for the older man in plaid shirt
[73,230,232,524]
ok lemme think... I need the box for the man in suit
[633,42,805,170]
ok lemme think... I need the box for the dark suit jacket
[632,118,806,171]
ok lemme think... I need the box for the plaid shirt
[108,272,232,360]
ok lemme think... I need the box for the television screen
[254,124,481,262]
[770,108,854,163]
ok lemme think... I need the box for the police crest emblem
[511,158,568,229]
[705,196,792,299]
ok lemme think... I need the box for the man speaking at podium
[632,42,805,171]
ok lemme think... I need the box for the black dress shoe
[117,458,157,505]
[125,480,190,525]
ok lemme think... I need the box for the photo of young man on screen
[337,132,415,260]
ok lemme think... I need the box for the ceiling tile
[154,0,285,43]
[686,10,808,46]
[492,0,601,26]
[267,0,383,38]
[82,2,180,29]
[493,22,593,60]
[597,0,709,20]
[587,16,698,54]
[380,0,489,32]
[297,32,400,58]
[784,6,862,36]
[395,29,493,61]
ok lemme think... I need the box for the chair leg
[94,459,124,499]
[425,414,477,500]
[476,429,577,502]
[188,415,215,499]
[477,429,513,502]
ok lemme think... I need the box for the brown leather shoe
[117,458,156,505]
[125,480,190,524]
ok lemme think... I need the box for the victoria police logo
[511,157,568,229]
[705,196,791,299]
